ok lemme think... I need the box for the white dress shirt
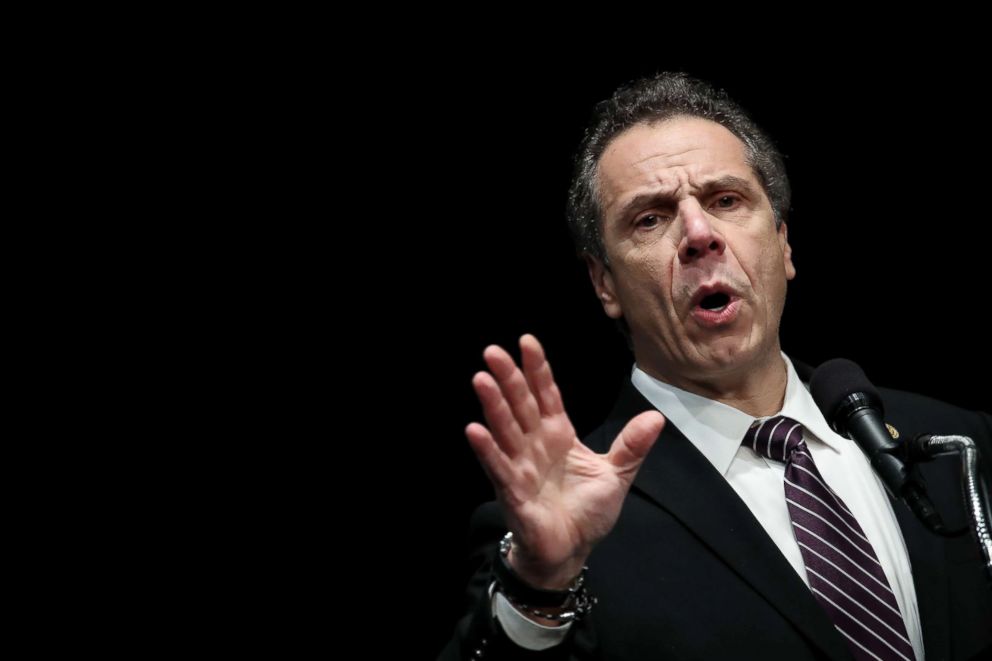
[492,353,923,660]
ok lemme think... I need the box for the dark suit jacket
[439,361,992,661]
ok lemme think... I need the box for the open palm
[465,334,666,589]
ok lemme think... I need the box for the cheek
[619,263,674,326]
[754,249,790,315]
[752,240,785,282]
[624,252,670,290]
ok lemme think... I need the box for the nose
[678,200,726,263]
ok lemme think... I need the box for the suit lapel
[596,376,854,661]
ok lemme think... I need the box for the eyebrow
[612,175,761,224]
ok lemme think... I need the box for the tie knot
[742,415,805,462]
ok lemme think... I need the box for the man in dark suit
[438,72,992,660]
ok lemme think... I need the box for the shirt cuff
[488,580,572,650]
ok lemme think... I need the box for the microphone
[810,358,946,533]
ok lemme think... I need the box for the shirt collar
[630,352,845,476]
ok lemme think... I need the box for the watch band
[491,532,584,608]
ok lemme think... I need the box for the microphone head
[810,358,884,425]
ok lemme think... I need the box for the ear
[778,221,796,281]
[584,254,623,320]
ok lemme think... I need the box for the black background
[369,61,990,656]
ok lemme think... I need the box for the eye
[635,214,664,229]
[713,194,741,210]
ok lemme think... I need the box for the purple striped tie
[743,415,915,661]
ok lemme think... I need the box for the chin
[695,338,760,371]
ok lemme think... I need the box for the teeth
[709,305,727,313]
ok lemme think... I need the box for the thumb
[607,410,666,481]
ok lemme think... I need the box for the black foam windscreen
[809,357,884,422]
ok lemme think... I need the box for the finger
[464,421,514,491]
[472,370,526,456]
[483,344,541,434]
[519,334,565,417]
[607,410,666,483]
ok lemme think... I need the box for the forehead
[597,117,758,224]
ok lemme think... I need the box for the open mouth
[697,291,731,313]
[688,284,742,327]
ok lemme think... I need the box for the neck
[638,351,789,418]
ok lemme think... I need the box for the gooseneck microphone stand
[904,434,992,582]
[810,358,992,583]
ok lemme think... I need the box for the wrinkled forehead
[595,117,761,224]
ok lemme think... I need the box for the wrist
[506,546,588,591]
[492,532,597,624]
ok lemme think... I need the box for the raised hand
[465,333,666,590]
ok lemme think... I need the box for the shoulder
[789,354,989,440]
[877,384,988,432]
[876,385,991,444]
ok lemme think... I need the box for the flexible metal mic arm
[907,434,992,581]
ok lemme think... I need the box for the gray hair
[564,71,792,348]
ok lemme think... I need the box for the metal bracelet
[502,586,598,623]
[494,531,597,623]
